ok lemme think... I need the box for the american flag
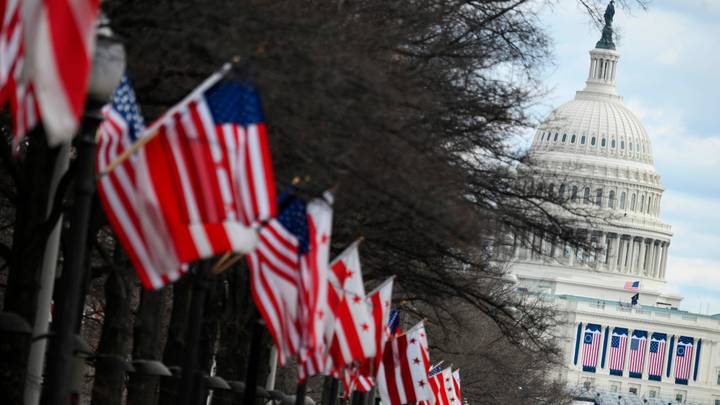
[325,240,375,372]
[246,195,305,366]
[0,0,40,149]
[581,324,602,372]
[674,337,694,385]
[377,323,433,405]
[648,333,667,381]
[624,281,640,292]
[97,76,180,288]
[428,363,444,377]
[23,0,101,144]
[608,328,628,375]
[388,309,401,336]
[100,66,274,289]
[628,330,647,378]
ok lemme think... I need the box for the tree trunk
[90,262,135,405]
[1,130,60,404]
[126,288,167,405]
[158,276,192,405]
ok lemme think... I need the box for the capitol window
[640,195,645,212]
[620,192,626,209]
[621,140,625,149]
[554,133,559,141]
[631,194,637,210]
[562,133,567,142]
[595,189,603,207]
[601,138,606,147]
[608,190,615,208]
[716,368,720,385]
[571,186,578,202]
[611,139,616,148]
[581,135,586,145]
[559,184,566,199]
[583,187,591,204]
[571,134,576,143]
[591,136,596,146]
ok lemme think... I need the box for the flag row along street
[0,4,464,404]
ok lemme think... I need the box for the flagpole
[43,107,104,405]
[242,309,264,405]
[177,261,212,405]
[24,143,70,405]
[295,380,308,405]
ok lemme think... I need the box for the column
[638,239,647,274]
[651,241,660,278]
[627,238,637,274]
[609,235,619,271]
[617,237,626,273]
[660,243,669,278]
[567,242,575,267]
[600,232,608,268]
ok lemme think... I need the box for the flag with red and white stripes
[452,369,462,404]
[0,0,40,148]
[581,323,602,372]
[377,323,433,405]
[96,76,187,289]
[325,240,375,372]
[628,330,647,378]
[608,327,628,376]
[648,332,667,381]
[100,67,277,289]
[247,195,308,367]
[674,336,694,385]
[23,0,101,145]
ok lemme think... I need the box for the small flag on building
[675,336,694,385]
[631,293,639,306]
[624,281,640,291]
[628,330,648,378]
[648,332,667,381]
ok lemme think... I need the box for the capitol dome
[531,48,654,168]
[511,26,674,293]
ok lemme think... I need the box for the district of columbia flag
[628,330,648,378]
[325,239,376,372]
[624,281,640,292]
[293,191,334,381]
[377,322,433,405]
[608,327,628,376]
[581,323,602,372]
[675,336,694,385]
[452,369,462,404]
[648,332,667,381]
[347,278,395,395]
[424,367,454,405]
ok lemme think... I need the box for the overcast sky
[535,0,720,313]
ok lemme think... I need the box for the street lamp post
[41,24,125,405]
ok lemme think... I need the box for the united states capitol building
[508,3,720,404]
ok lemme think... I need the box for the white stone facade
[508,34,720,405]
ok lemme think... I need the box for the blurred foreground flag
[21,0,101,144]
[98,65,277,289]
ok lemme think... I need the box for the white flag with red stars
[325,239,376,371]
[377,322,433,405]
